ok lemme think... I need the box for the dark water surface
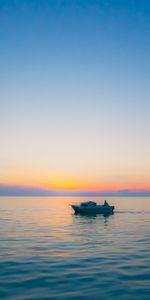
[0,197,150,299]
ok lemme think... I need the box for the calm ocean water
[0,197,150,300]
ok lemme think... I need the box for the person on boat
[104,200,109,206]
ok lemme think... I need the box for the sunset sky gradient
[0,0,150,195]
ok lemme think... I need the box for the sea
[0,197,150,300]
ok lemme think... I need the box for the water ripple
[0,197,150,300]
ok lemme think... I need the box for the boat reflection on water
[73,210,114,225]
[72,209,114,230]
[73,211,114,218]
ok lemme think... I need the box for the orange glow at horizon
[1,174,150,192]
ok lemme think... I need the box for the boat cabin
[80,201,97,207]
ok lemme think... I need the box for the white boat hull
[71,204,114,214]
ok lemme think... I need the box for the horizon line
[0,183,150,197]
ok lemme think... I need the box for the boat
[71,200,115,214]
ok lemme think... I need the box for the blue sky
[0,0,150,195]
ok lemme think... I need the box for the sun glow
[1,173,150,194]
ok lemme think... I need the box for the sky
[0,0,150,196]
